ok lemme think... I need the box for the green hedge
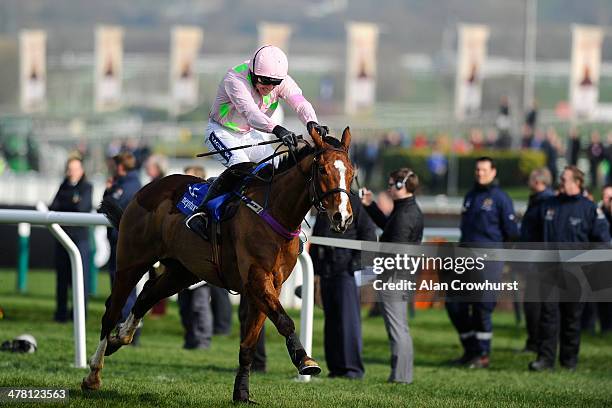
[380,148,546,191]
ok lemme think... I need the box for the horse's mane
[271,136,343,175]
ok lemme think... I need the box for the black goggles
[255,75,283,86]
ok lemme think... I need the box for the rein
[234,140,351,239]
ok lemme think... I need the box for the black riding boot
[185,162,253,239]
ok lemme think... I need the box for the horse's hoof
[81,375,101,391]
[233,388,256,404]
[298,357,321,376]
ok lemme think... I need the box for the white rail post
[297,251,314,382]
[48,223,87,369]
[0,209,115,369]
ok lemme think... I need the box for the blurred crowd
[351,98,612,192]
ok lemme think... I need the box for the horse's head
[309,126,354,233]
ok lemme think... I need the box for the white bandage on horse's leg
[118,313,141,343]
[89,338,108,370]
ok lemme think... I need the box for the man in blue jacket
[447,157,519,368]
[104,151,142,338]
[520,168,555,353]
[529,166,610,371]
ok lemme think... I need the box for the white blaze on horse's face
[332,159,352,232]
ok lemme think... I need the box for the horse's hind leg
[131,259,200,321]
[233,296,267,403]
[81,261,150,391]
[104,262,156,356]
[108,259,199,349]
[248,266,321,377]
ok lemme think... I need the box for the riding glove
[272,125,298,148]
[306,121,329,138]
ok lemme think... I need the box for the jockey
[187,45,328,235]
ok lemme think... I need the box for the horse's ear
[309,125,325,149]
[341,126,352,151]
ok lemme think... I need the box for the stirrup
[185,212,209,241]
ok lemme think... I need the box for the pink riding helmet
[249,45,288,80]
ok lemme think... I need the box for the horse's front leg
[248,266,321,376]
[234,295,267,404]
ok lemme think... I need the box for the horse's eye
[319,166,327,175]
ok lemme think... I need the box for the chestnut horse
[81,127,354,403]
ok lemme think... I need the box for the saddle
[177,162,270,240]
[176,161,301,289]
[177,180,238,224]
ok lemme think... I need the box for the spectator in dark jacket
[567,127,581,166]
[528,166,610,371]
[541,127,560,185]
[104,152,142,333]
[525,100,538,129]
[311,194,377,379]
[449,157,519,368]
[605,132,612,186]
[496,96,512,148]
[587,130,604,188]
[361,168,424,384]
[520,168,554,353]
[50,156,93,322]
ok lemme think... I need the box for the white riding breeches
[204,120,280,168]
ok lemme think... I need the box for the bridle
[245,138,353,215]
[306,147,352,213]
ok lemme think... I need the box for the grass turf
[0,269,611,407]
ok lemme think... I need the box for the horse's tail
[98,196,123,230]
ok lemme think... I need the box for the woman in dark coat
[50,157,93,322]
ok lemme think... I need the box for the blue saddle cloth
[176,162,270,221]
[177,182,232,221]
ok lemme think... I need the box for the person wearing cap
[187,45,328,235]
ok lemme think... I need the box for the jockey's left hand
[307,121,329,138]
[273,125,298,149]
